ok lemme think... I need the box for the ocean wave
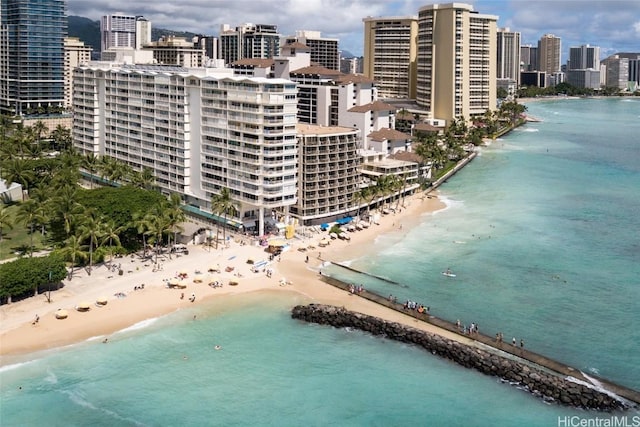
[115,317,159,334]
[44,368,58,384]
[515,128,539,132]
[63,389,145,426]
[0,360,36,374]
[434,195,463,214]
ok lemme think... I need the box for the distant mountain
[68,16,101,53]
[341,50,358,59]
[67,15,199,54]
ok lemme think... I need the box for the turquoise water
[2,98,639,426]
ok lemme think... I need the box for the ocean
[2,98,639,426]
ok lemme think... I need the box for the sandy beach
[0,191,474,362]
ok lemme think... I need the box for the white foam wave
[433,195,463,214]
[63,389,145,426]
[0,360,36,373]
[44,368,58,384]
[516,128,539,132]
[565,372,631,406]
[115,317,159,334]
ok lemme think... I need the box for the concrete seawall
[292,303,632,412]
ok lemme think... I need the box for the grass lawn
[0,203,49,261]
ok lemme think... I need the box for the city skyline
[66,0,640,60]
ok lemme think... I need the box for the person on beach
[512,337,517,346]
[520,339,524,350]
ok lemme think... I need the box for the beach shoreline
[0,187,450,362]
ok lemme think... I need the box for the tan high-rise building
[537,34,561,74]
[64,37,92,109]
[416,3,497,124]
[362,16,418,99]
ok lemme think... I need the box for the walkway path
[320,273,640,407]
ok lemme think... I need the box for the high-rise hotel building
[416,3,497,123]
[100,14,151,52]
[283,30,340,71]
[73,64,298,235]
[219,23,280,65]
[497,27,521,85]
[537,33,561,75]
[362,16,418,99]
[0,0,67,116]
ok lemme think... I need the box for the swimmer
[102,338,108,344]
[214,345,222,350]
[183,355,188,360]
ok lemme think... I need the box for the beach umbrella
[168,277,180,286]
[268,239,287,247]
[55,309,68,319]
[76,302,91,311]
[96,296,108,306]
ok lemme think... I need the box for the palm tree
[78,209,104,275]
[211,187,239,248]
[130,167,157,190]
[1,158,34,200]
[82,153,100,189]
[52,186,83,237]
[0,204,13,243]
[165,193,185,256]
[59,234,87,280]
[16,200,41,256]
[30,120,48,152]
[101,219,123,264]
[131,211,151,258]
[351,188,367,217]
[145,204,172,263]
[29,183,52,236]
[100,156,129,185]
[50,125,71,151]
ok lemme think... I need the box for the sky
[67,0,640,60]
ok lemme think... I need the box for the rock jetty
[291,304,629,412]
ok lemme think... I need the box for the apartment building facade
[64,37,92,109]
[362,16,418,99]
[283,30,340,71]
[416,3,497,124]
[72,64,298,236]
[100,15,151,52]
[292,124,361,224]
[497,28,521,86]
[537,34,561,75]
[143,36,205,67]
[219,23,280,65]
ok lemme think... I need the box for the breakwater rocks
[291,304,629,412]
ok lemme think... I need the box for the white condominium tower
[568,44,600,70]
[72,64,298,236]
[100,15,151,52]
[362,16,418,99]
[416,3,497,124]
